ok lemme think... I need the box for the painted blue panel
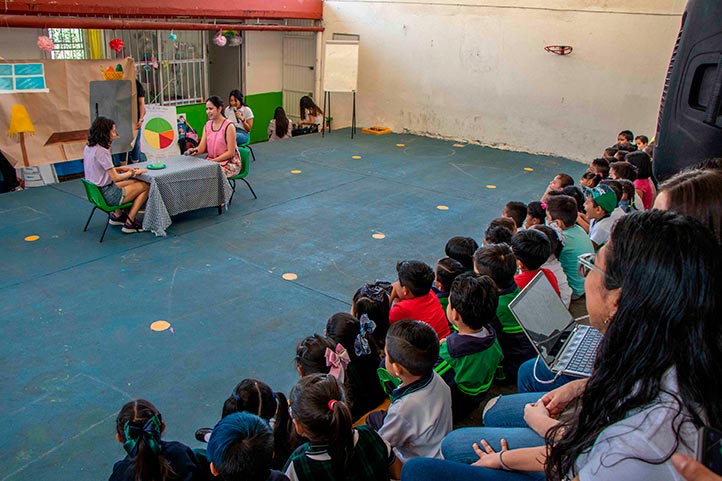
[13,63,43,76]
[15,76,46,90]
[0,77,12,90]
[0,64,12,76]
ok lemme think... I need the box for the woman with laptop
[402,209,722,481]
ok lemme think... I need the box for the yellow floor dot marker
[24,235,40,242]
[436,205,449,210]
[453,143,466,147]
[524,167,534,171]
[290,169,302,174]
[352,155,362,159]
[372,233,386,239]
[396,143,405,147]
[150,320,171,332]
[282,273,298,281]
[486,185,497,189]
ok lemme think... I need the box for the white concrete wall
[244,31,283,95]
[0,28,45,59]
[322,0,685,161]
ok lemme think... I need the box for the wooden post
[19,132,29,167]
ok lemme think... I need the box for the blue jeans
[402,458,545,481]
[517,357,580,393]
[483,392,545,428]
[441,426,544,464]
[236,130,249,145]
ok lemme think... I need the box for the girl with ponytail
[285,374,401,481]
[111,399,200,481]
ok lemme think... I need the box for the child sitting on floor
[444,236,478,272]
[110,399,201,481]
[583,184,618,250]
[435,273,503,420]
[588,158,610,179]
[483,223,513,246]
[285,374,402,481]
[367,320,452,462]
[207,412,289,481]
[473,244,536,383]
[295,334,340,377]
[510,229,560,295]
[433,257,465,312]
[541,173,574,201]
[530,224,572,308]
[351,282,392,349]
[523,201,546,229]
[389,260,450,340]
[580,171,602,188]
[545,195,594,299]
[502,201,527,230]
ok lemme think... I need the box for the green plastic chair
[238,139,256,162]
[228,147,257,205]
[81,179,134,242]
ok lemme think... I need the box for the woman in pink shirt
[186,96,241,178]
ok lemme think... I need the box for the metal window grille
[48,28,88,59]
[104,28,208,106]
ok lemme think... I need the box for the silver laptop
[508,271,603,377]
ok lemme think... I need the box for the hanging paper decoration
[109,38,124,53]
[228,33,242,47]
[213,31,227,47]
[168,31,177,42]
[151,55,159,69]
[36,36,55,52]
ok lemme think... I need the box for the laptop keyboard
[566,328,604,374]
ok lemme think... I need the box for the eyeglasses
[577,253,604,278]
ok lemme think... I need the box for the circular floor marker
[282,273,298,281]
[24,235,40,242]
[290,169,302,174]
[436,205,449,211]
[150,320,171,332]
[524,167,534,171]
[486,185,497,189]
[396,143,405,147]
[352,155,362,159]
[372,233,386,239]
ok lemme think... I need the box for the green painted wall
[177,91,282,145]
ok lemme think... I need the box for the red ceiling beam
[1,0,323,20]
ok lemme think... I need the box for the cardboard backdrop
[0,58,136,168]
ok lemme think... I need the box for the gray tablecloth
[136,155,232,236]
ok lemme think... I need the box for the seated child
[580,171,602,188]
[389,260,450,340]
[444,236,478,272]
[207,412,289,481]
[433,257,465,312]
[295,334,340,377]
[483,223,513,245]
[542,173,575,201]
[635,134,649,152]
[599,179,625,224]
[502,201,527,230]
[325,312,388,421]
[195,379,296,471]
[602,146,618,158]
[435,273,504,420]
[510,229,560,295]
[531,225,572,307]
[547,185,589,234]
[588,158,610,179]
[545,195,594,299]
[523,201,546,228]
[489,216,517,236]
[367,320,452,462]
[111,399,201,481]
[617,129,634,146]
[473,244,536,382]
[352,282,392,348]
[583,184,618,250]
[286,374,402,481]
[616,178,638,212]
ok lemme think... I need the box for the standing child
[436,273,504,420]
[207,412,289,481]
[110,399,201,481]
[545,195,594,299]
[510,229,560,295]
[389,260,450,340]
[368,320,452,462]
[502,201,527,230]
[285,374,402,481]
[433,257,465,312]
[625,150,655,209]
[584,184,619,250]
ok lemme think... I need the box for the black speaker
[654,0,722,181]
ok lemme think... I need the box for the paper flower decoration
[228,34,242,47]
[109,38,124,53]
[168,32,177,41]
[213,32,227,47]
[37,36,54,52]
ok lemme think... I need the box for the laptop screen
[508,271,576,365]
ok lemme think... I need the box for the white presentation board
[323,40,359,92]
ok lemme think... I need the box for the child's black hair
[618,130,634,142]
[504,201,527,228]
[489,216,516,234]
[609,161,638,181]
[473,243,517,289]
[385,320,440,376]
[396,260,434,297]
[603,147,618,158]
[625,150,652,179]
[546,195,578,228]
[555,173,575,189]
[115,399,171,481]
[448,273,498,331]
[599,179,623,203]
[88,116,115,149]
[613,142,637,153]
[444,236,479,271]
[581,171,602,187]
[484,224,513,245]
[296,334,336,376]
[530,224,562,260]
[635,134,649,145]
[289,374,353,478]
[590,158,610,179]
[434,257,465,293]
[511,229,551,271]
[526,201,546,226]
[556,186,585,214]
[326,312,380,362]
[352,282,391,348]
[616,179,637,209]
[207,412,274,481]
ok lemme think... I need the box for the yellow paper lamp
[8,105,35,167]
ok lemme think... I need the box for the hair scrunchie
[327,399,338,411]
[325,344,350,383]
[122,414,162,457]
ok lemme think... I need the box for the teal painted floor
[0,130,586,481]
